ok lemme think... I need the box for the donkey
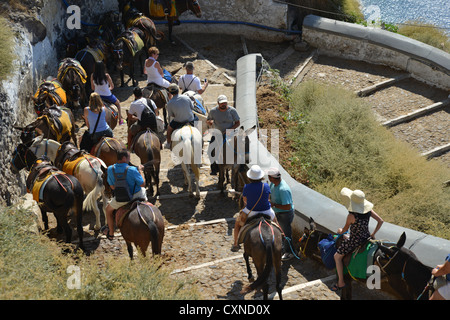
[10,151,84,249]
[115,200,165,259]
[240,215,284,300]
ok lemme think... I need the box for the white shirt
[128,97,156,120]
[178,74,202,93]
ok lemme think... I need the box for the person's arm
[137,165,146,187]
[432,259,450,277]
[106,73,114,90]
[197,78,208,94]
[337,213,354,234]
[369,209,384,239]
[90,74,95,91]
[83,107,90,128]
[154,61,164,77]
[231,120,240,130]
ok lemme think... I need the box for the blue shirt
[270,179,294,213]
[107,163,144,195]
[242,182,271,212]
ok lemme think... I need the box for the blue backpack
[318,234,339,269]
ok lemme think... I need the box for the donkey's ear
[309,217,316,230]
[31,95,37,102]
[13,126,24,131]
[245,125,256,136]
[397,232,406,249]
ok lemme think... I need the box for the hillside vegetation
[0,206,199,299]
[286,81,450,239]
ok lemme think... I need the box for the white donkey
[170,125,203,198]
[29,137,108,230]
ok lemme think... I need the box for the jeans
[276,209,294,253]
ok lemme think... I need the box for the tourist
[178,61,208,94]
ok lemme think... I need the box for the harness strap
[258,218,275,246]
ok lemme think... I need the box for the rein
[258,218,275,246]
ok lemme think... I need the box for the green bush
[288,81,450,239]
[0,206,199,299]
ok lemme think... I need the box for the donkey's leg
[243,252,254,282]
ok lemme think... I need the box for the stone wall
[0,0,117,206]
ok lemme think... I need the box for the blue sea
[359,0,450,33]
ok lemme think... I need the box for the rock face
[0,0,117,206]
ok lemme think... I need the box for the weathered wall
[0,0,117,206]
[169,0,289,42]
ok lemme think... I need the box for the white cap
[217,95,228,104]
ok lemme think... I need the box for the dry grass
[0,206,199,300]
[286,81,450,239]
[0,16,15,82]
[398,21,450,53]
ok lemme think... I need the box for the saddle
[144,84,169,104]
[118,29,145,57]
[39,106,72,141]
[26,162,64,202]
[34,80,67,106]
[57,58,88,84]
[115,199,154,228]
[130,129,156,152]
[343,239,380,279]
[237,214,281,245]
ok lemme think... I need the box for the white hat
[217,95,228,104]
[266,167,281,178]
[247,165,264,180]
[340,187,373,214]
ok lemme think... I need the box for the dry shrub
[288,81,450,239]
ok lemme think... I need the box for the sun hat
[217,95,228,104]
[168,83,179,94]
[340,187,373,214]
[266,167,281,178]
[247,165,265,180]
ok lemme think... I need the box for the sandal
[331,283,346,292]
[106,233,114,241]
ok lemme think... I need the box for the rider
[332,188,384,292]
[178,61,208,94]
[231,165,277,252]
[91,61,123,125]
[102,149,147,240]
[206,94,240,175]
[430,253,450,300]
[165,83,197,148]
[145,46,170,89]
[127,87,158,150]
[83,92,113,146]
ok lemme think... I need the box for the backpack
[112,166,132,202]
[318,234,339,269]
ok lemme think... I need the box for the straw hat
[340,188,373,214]
[247,165,264,180]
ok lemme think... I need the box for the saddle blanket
[31,171,65,202]
[150,0,177,17]
[344,241,379,279]
[57,59,88,84]
[34,80,67,106]
[78,47,104,63]
[62,154,97,176]
[121,31,145,57]
[38,108,72,142]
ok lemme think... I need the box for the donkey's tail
[243,241,273,293]
[139,205,161,255]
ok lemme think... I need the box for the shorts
[438,281,450,300]
[108,188,147,210]
[100,94,118,104]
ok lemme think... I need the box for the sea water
[359,0,450,33]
